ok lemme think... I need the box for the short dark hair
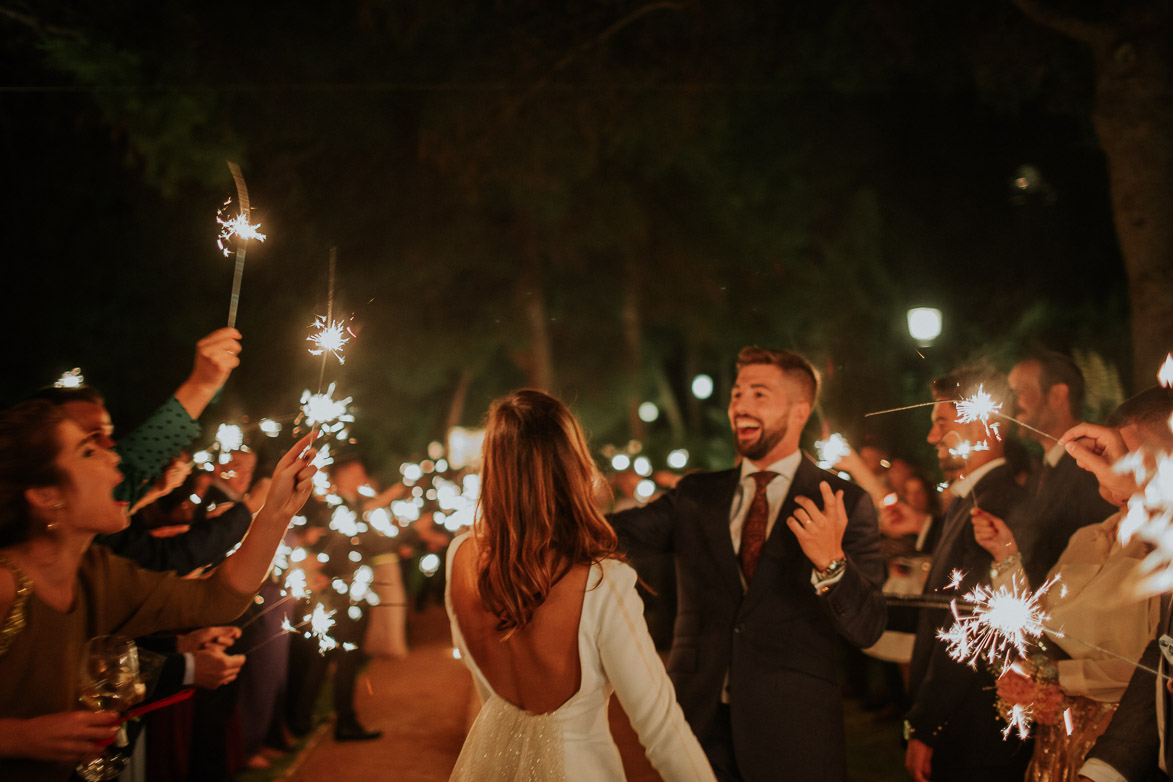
[1020,351,1085,420]
[1106,386,1173,449]
[931,366,1011,412]
[30,386,106,408]
[0,400,67,547]
[736,346,820,403]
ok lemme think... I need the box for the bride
[446,390,715,781]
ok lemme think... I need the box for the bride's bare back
[448,538,588,714]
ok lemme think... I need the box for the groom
[610,346,886,782]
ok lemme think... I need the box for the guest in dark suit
[903,367,1032,782]
[610,346,886,782]
[1007,351,1116,586]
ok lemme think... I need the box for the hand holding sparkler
[216,433,318,597]
[177,626,241,653]
[786,481,848,572]
[1059,422,1137,505]
[971,508,1019,563]
[261,432,319,520]
[174,328,242,420]
[904,740,932,782]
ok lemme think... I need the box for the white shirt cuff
[811,567,846,594]
[182,652,195,686]
[1078,758,1128,782]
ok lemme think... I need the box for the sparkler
[299,382,354,435]
[307,316,353,365]
[814,433,851,470]
[218,162,266,329]
[215,423,244,454]
[947,439,989,461]
[1159,353,1173,388]
[54,368,84,388]
[308,603,338,653]
[939,574,1057,669]
[867,389,1061,443]
[954,385,1002,439]
[1002,704,1034,741]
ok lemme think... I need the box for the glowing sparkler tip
[215,423,244,453]
[307,316,353,364]
[941,575,1056,669]
[946,570,965,591]
[815,433,851,470]
[54,368,85,388]
[1003,704,1034,740]
[216,200,267,257]
[956,386,1002,425]
[948,440,990,460]
[1159,354,1173,388]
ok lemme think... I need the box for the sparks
[54,368,84,388]
[1002,703,1034,741]
[1159,354,1173,388]
[307,316,354,365]
[948,440,990,461]
[215,423,244,453]
[216,199,267,257]
[814,433,851,470]
[946,569,965,591]
[300,382,354,431]
[307,603,338,655]
[284,568,310,599]
[955,386,1003,437]
[939,574,1057,669]
[329,505,360,537]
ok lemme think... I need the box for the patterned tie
[739,471,778,581]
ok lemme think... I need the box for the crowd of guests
[0,328,463,781]
[1,327,1171,782]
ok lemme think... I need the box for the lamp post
[906,307,942,347]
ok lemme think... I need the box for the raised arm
[215,433,316,595]
[172,328,242,421]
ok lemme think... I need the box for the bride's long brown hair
[474,389,619,635]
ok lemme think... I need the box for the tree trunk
[1090,36,1173,389]
[1011,0,1173,389]
[517,219,553,391]
[445,367,472,433]
[622,261,647,441]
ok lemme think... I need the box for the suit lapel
[697,469,744,596]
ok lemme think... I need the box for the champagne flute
[76,635,144,782]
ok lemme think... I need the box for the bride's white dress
[445,533,715,781]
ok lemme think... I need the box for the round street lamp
[907,307,943,346]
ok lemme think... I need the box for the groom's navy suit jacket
[610,455,886,782]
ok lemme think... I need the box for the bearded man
[610,346,886,782]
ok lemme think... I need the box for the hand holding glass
[75,635,144,781]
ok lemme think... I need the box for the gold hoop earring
[47,502,64,531]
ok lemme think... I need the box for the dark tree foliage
[1,1,1134,479]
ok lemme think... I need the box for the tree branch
[510,1,688,113]
[0,5,85,40]
[1009,0,1114,48]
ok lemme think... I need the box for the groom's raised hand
[786,481,847,572]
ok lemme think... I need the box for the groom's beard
[734,416,788,462]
